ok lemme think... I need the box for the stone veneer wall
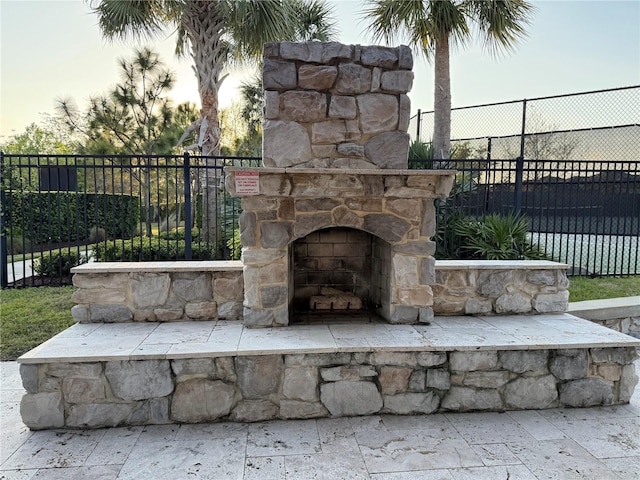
[70,260,573,323]
[19,347,638,429]
[226,169,455,327]
[262,41,413,169]
[432,261,571,316]
[70,263,244,323]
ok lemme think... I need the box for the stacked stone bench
[17,260,640,430]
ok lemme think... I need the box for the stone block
[243,307,274,327]
[20,364,39,393]
[360,45,398,68]
[285,353,352,367]
[280,91,327,122]
[441,387,504,411]
[559,378,614,407]
[478,271,511,298]
[230,400,279,422]
[357,95,399,135]
[20,392,64,429]
[462,371,511,389]
[171,379,235,423]
[62,377,107,403]
[550,350,588,380]
[264,90,279,119]
[47,362,102,378]
[261,285,288,308]
[71,304,89,322]
[426,369,451,390]
[465,298,493,315]
[311,120,349,144]
[590,347,637,365]
[172,273,212,302]
[335,63,372,94]
[72,288,125,305]
[370,352,418,367]
[336,142,364,157]
[90,304,133,322]
[154,307,184,321]
[260,221,293,249]
[67,403,135,428]
[399,94,411,131]
[504,375,558,409]
[279,400,328,419]
[235,355,283,399]
[321,365,377,382]
[532,291,569,313]
[419,307,434,324]
[379,366,412,395]
[283,367,319,401]
[280,41,323,62]
[408,370,426,391]
[239,211,256,247]
[495,293,532,314]
[384,392,439,414]
[213,274,244,303]
[321,42,353,62]
[130,273,171,308]
[263,58,297,90]
[105,360,174,401]
[389,305,419,323]
[263,120,312,167]
[380,70,414,93]
[500,350,549,374]
[371,67,381,92]
[527,270,556,285]
[185,301,217,320]
[171,358,216,378]
[320,381,383,416]
[329,95,357,119]
[398,45,413,69]
[619,364,639,403]
[364,214,410,242]
[298,64,337,90]
[450,352,498,372]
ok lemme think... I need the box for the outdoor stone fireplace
[225,40,456,327]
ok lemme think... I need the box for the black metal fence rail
[1,153,639,288]
[0,153,260,288]
[410,158,639,277]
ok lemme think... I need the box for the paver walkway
[1,357,639,479]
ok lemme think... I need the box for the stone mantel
[224,167,456,199]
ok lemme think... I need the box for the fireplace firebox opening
[291,227,391,323]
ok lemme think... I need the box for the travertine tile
[446,412,535,445]
[84,426,143,466]
[284,451,369,479]
[244,456,285,480]
[247,420,322,457]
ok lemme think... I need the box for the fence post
[416,109,421,140]
[514,99,527,214]
[0,152,7,288]
[183,152,192,260]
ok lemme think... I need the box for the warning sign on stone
[235,171,259,195]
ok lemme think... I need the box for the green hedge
[4,191,139,244]
[94,237,213,261]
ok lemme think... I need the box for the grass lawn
[0,276,639,361]
[568,276,640,303]
[0,286,75,361]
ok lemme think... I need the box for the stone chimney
[262,41,413,169]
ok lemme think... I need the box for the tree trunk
[181,1,225,251]
[433,32,452,166]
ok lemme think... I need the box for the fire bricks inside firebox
[291,227,389,323]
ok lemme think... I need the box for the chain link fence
[409,86,640,276]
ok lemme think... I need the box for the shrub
[227,228,242,260]
[454,212,549,260]
[94,237,213,261]
[34,251,88,276]
[88,226,106,243]
[6,233,30,255]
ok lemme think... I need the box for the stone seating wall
[69,260,570,323]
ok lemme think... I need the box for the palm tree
[91,0,336,249]
[363,0,534,163]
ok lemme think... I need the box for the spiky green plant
[454,212,548,260]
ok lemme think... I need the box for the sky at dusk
[1,0,639,141]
